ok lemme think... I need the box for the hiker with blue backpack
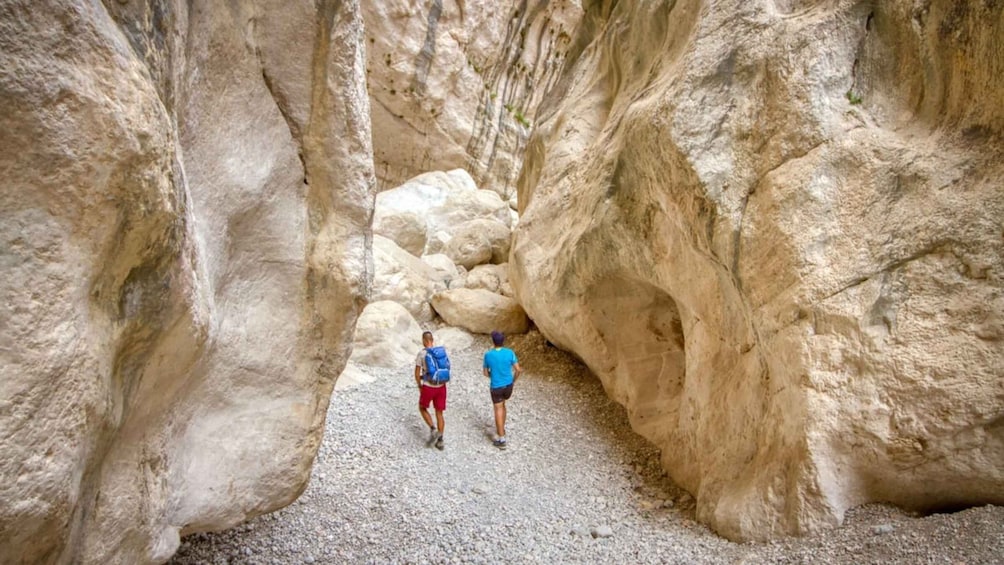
[483,330,521,450]
[415,330,451,450]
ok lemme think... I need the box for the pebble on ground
[171,331,1004,565]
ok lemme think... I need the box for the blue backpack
[424,346,451,384]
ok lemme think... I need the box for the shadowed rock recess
[511,0,1004,541]
[0,1,372,563]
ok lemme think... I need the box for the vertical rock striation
[362,0,583,196]
[511,0,1004,541]
[0,1,373,563]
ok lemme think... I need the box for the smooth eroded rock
[0,2,373,562]
[431,288,530,335]
[349,301,423,369]
[512,0,1004,542]
[372,235,442,322]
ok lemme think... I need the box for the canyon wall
[512,0,1004,541]
[363,0,582,196]
[0,1,373,563]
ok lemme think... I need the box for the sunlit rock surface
[0,1,373,562]
[511,0,1004,542]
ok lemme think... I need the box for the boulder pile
[347,169,529,377]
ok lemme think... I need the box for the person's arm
[512,362,522,383]
[415,358,423,387]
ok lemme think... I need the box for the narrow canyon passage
[169,333,1002,565]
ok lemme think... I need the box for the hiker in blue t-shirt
[483,330,521,450]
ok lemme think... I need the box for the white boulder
[372,235,442,322]
[431,327,476,352]
[349,301,424,369]
[430,288,530,335]
[421,254,465,289]
[465,264,508,294]
[376,169,511,241]
[372,208,427,256]
[444,227,493,270]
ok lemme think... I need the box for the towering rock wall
[0,1,373,563]
[363,0,583,196]
[512,0,1004,541]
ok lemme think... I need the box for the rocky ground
[171,331,1004,565]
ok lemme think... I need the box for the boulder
[421,254,464,289]
[511,0,1004,542]
[443,218,511,269]
[431,289,530,335]
[466,264,508,294]
[349,301,423,369]
[425,230,452,256]
[0,2,372,563]
[444,228,493,270]
[499,280,515,298]
[431,327,476,352]
[375,169,512,238]
[476,218,514,264]
[372,235,441,322]
[372,208,427,256]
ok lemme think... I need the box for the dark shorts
[490,384,513,404]
[419,384,447,411]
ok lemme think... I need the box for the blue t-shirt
[484,347,518,389]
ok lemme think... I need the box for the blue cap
[491,330,505,345]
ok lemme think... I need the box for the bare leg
[435,410,445,434]
[419,406,434,429]
[493,401,506,437]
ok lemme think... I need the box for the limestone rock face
[0,2,373,563]
[512,0,1004,542]
[431,288,530,335]
[350,301,424,369]
[362,0,584,195]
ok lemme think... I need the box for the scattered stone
[169,330,1004,565]
[591,525,614,539]
[872,524,895,535]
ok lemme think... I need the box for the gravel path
[171,331,1004,564]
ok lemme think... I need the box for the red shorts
[419,384,447,412]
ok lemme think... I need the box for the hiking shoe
[492,437,507,450]
[426,428,438,447]
[435,435,445,451]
